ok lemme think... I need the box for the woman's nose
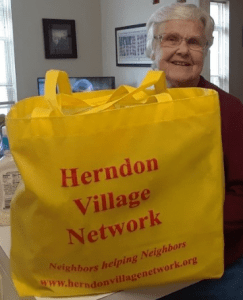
[176,40,190,54]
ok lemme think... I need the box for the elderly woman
[146,3,243,299]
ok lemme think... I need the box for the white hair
[146,3,215,69]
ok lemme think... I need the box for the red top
[198,76,243,268]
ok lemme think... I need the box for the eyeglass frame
[153,33,208,52]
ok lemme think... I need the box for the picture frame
[42,19,77,59]
[115,23,152,67]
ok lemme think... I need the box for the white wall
[11,0,103,100]
[100,0,206,89]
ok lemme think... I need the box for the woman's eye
[188,38,200,45]
[166,35,178,42]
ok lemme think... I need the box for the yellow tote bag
[7,70,224,298]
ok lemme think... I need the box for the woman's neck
[167,77,200,88]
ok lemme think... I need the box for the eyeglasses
[153,33,207,52]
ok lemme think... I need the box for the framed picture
[115,23,152,67]
[42,19,77,59]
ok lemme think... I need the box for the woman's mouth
[171,61,191,66]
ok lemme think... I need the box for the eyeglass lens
[158,34,205,50]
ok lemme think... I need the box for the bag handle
[35,69,172,117]
[32,70,92,118]
[44,70,72,116]
[82,70,172,115]
[140,69,168,93]
[108,70,169,103]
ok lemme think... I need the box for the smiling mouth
[171,61,191,66]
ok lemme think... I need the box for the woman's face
[153,19,206,87]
